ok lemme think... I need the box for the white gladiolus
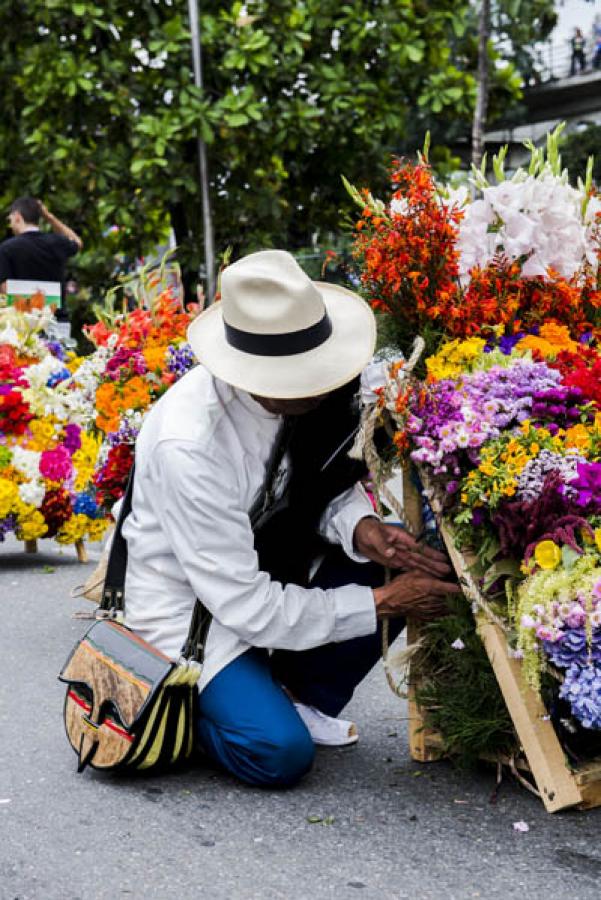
[456,172,599,283]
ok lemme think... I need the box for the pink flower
[39,446,72,482]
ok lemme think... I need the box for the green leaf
[225,112,249,127]
[561,545,581,570]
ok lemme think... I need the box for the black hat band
[224,312,332,357]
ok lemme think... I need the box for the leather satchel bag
[58,467,211,774]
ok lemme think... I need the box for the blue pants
[196,549,405,787]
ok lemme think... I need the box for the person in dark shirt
[0,196,82,319]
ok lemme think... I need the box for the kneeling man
[123,250,457,786]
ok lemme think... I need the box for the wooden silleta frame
[402,466,601,814]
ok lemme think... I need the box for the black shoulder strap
[101,465,135,613]
[249,417,295,528]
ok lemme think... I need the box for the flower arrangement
[350,127,601,752]
[79,286,197,511]
[0,309,110,547]
[348,126,601,360]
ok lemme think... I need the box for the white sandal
[293,702,359,747]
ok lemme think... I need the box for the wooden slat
[75,539,88,564]
[437,518,582,812]
[476,615,582,812]
[402,467,445,762]
[407,618,445,763]
[24,539,37,553]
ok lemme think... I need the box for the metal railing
[527,38,601,84]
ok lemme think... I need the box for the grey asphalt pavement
[2,535,601,900]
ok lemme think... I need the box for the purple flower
[568,462,601,512]
[498,333,525,355]
[105,347,147,380]
[166,343,196,379]
[559,662,601,729]
[44,340,67,361]
[63,423,81,453]
[0,514,16,541]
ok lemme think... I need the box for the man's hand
[36,200,83,250]
[353,516,452,577]
[373,570,461,621]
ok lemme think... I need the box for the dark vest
[253,376,368,586]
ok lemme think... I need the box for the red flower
[93,444,134,509]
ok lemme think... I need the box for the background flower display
[0,308,110,547]
[77,287,197,512]
[350,128,601,760]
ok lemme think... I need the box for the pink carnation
[40,446,72,482]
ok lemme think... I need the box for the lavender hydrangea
[560,662,601,729]
[543,628,601,668]
[166,343,196,379]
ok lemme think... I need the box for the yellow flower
[425,337,486,381]
[565,423,591,454]
[16,510,48,541]
[56,514,88,544]
[0,478,19,518]
[534,540,562,570]
[27,418,56,451]
[595,529,601,554]
[86,518,110,543]
[73,465,95,493]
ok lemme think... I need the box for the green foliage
[0,0,555,295]
[561,125,601,190]
[413,596,517,767]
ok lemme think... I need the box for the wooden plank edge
[476,616,582,812]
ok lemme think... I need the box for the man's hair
[10,196,41,225]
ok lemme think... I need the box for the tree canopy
[0,0,555,297]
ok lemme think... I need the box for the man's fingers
[401,551,452,576]
[428,580,462,596]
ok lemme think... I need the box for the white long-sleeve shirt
[122,365,377,692]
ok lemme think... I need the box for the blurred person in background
[0,196,82,320]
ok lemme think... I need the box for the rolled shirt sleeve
[319,481,379,563]
[147,440,377,649]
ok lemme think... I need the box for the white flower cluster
[456,173,601,283]
[11,446,41,480]
[0,307,53,357]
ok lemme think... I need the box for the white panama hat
[187,249,376,399]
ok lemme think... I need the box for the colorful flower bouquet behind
[0,308,110,548]
[349,127,601,770]
[79,287,197,512]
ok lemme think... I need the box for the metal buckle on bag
[102,587,123,606]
